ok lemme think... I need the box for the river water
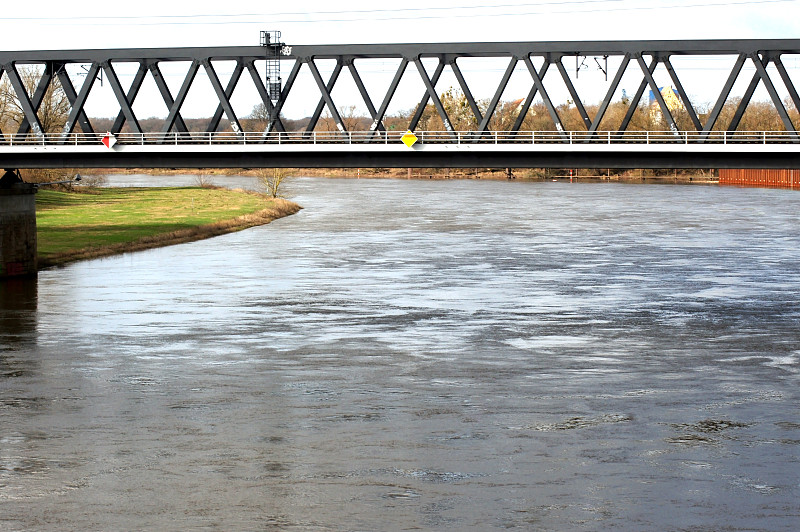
[1,176,799,530]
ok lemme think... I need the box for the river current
[1,176,799,530]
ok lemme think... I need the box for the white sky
[3,1,800,122]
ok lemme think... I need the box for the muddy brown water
[1,177,799,530]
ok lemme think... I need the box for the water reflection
[0,278,37,349]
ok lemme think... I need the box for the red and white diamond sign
[102,132,117,149]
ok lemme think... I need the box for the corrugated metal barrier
[719,169,800,189]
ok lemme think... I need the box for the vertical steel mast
[260,30,284,132]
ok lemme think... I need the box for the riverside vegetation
[36,186,301,268]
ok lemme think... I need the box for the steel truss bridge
[2,39,800,169]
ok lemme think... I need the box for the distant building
[649,87,682,123]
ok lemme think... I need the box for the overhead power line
[5,1,629,21]
[6,0,797,26]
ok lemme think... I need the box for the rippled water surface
[2,177,799,530]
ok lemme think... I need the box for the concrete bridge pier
[0,170,37,278]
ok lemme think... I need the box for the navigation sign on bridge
[102,133,117,149]
[401,131,418,148]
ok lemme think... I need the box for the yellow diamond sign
[401,130,418,148]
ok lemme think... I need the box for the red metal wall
[719,169,800,188]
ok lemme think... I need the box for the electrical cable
[6,0,796,26]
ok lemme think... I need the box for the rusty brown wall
[719,169,800,188]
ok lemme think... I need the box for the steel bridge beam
[306,59,345,133]
[477,57,517,134]
[701,54,746,138]
[512,61,550,133]
[1,38,800,156]
[202,59,242,135]
[245,60,285,133]
[60,63,100,140]
[263,59,301,135]
[2,63,45,137]
[3,147,799,170]
[111,61,148,134]
[588,54,630,133]
[7,39,800,63]
[149,62,188,135]
[368,58,408,138]
[16,61,53,136]
[57,65,95,136]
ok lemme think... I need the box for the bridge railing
[1,130,798,146]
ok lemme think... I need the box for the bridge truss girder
[1,39,800,141]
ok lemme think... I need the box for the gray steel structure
[2,39,800,168]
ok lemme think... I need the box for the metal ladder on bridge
[260,30,284,130]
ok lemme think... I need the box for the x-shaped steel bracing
[1,40,799,142]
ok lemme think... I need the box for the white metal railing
[1,130,798,147]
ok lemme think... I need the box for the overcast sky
[3,1,799,120]
[3,0,797,49]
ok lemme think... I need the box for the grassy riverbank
[36,187,301,268]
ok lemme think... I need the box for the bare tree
[318,105,370,132]
[0,66,80,183]
[0,73,14,132]
[257,168,289,198]
[340,105,366,131]
[0,65,71,134]
[245,102,271,132]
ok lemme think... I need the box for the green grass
[36,187,298,266]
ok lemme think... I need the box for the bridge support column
[0,170,37,278]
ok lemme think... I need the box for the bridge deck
[1,131,798,169]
